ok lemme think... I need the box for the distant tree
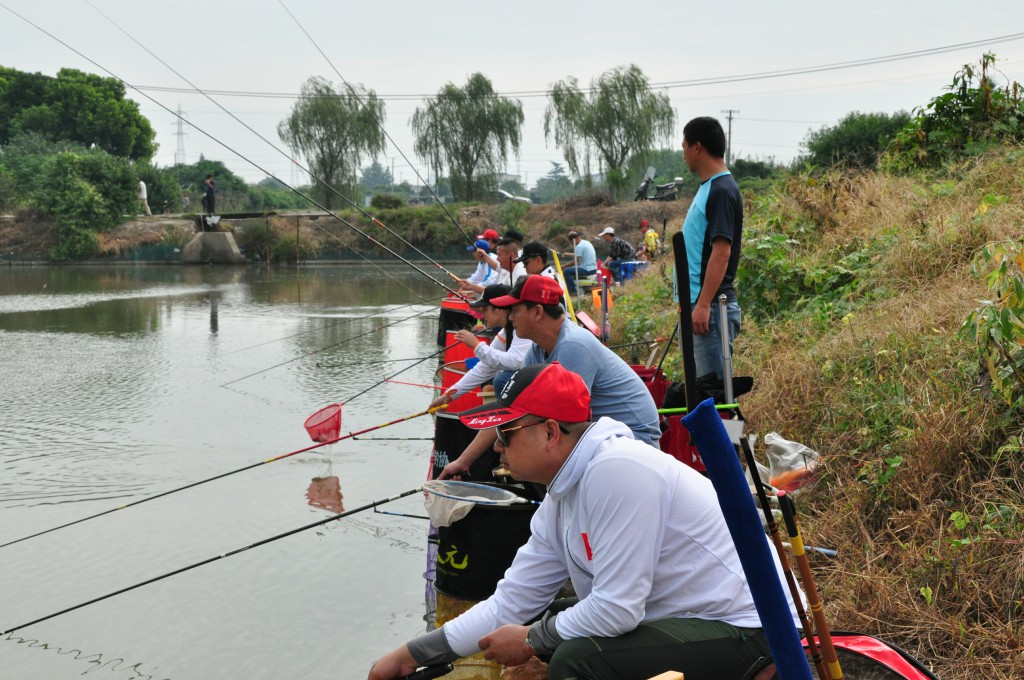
[278,77,386,209]
[0,66,156,161]
[411,73,524,202]
[361,160,392,192]
[500,177,526,196]
[545,64,675,197]
[802,110,911,169]
[533,161,574,203]
[730,157,782,181]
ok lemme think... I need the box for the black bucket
[435,484,537,601]
[431,412,500,482]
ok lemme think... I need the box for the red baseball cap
[459,362,592,429]
[489,275,563,308]
[482,228,500,241]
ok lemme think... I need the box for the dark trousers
[542,600,771,680]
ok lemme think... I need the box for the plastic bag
[765,432,820,492]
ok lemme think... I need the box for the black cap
[513,241,547,264]
[503,229,525,243]
[468,283,512,309]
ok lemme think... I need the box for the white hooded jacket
[441,417,801,657]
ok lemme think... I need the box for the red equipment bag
[743,632,940,680]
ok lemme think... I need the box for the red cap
[640,219,649,228]
[489,275,563,308]
[482,228,500,241]
[459,362,591,428]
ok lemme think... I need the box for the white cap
[599,227,615,236]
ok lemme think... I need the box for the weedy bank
[610,148,1024,679]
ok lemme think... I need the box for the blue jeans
[561,266,596,293]
[692,301,741,380]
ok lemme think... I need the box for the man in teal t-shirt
[676,116,743,380]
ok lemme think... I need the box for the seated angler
[368,362,802,680]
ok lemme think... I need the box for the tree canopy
[802,110,911,170]
[278,77,386,210]
[411,73,524,202]
[544,64,675,197]
[0,66,156,161]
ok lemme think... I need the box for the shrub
[371,193,405,209]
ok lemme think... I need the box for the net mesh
[422,480,522,527]
[304,403,342,443]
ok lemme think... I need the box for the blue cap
[467,239,491,252]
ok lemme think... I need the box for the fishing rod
[277,0,476,247]
[0,406,446,552]
[740,436,827,680]
[0,487,423,636]
[221,304,439,387]
[0,3,462,300]
[340,340,459,406]
[86,0,470,284]
[385,379,442,390]
[227,296,446,356]
[314,349,449,370]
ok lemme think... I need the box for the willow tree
[544,64,676,197]
[411,73,524,202]
[278,77,385,209]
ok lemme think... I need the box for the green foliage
[886,53,1024,170]
[857,453,904,505]
[361,160,392,192]
[272,234,317,262]
[961,240,1024,409]
[411,73,524,202]
[802,110,911,170]
[370,194,405,209]
[545,64,675,197]
[278,77,386,210]
[533,162,574,204]
[495,200,528,230]
[0,65,156,160]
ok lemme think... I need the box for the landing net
[304,403,342,443]
[422,480,526,527]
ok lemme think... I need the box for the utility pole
[173,104,187,166]
[721,109,739,166]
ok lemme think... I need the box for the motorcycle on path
[634,166,683,201]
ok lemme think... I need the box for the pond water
[0,264,450,680]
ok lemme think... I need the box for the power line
[127,32,1024,101]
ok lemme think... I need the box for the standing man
[368,362,798,680]
[598,227,636,284]
[138,180,152,216]
[203,174,216,215]
[679,116,743,380]
[438,274,661,481]
[561,231,597,294]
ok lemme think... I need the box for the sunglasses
[495,419,548,447]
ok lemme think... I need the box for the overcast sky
[2,1,1023,186]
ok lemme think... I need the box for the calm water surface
[0,264,448,680]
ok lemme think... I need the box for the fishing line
[0,2,461,298]
[339,340,458,407]
[225,296,445,356]
[277,0,476,246]
[220,304,439,387]
[0,407,446,551]
[87,0,470,283]
[314,349,450,370]
[0,488,423,636]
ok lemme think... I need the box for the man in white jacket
[369,362,800,680]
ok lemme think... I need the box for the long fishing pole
[221,304,439,387]
[86,0,470,283]
[0,3,461,299]
[0,487,423,636]
[226,296,446,356]
[277,0,476,246]
[0,406,446,552]
[740,436,827,680]
[341,340,458,406]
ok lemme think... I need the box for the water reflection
[306,474,344,514]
